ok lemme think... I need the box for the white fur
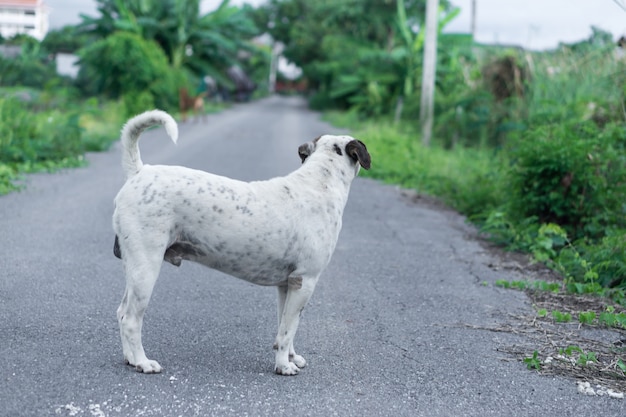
[112,109,369,375]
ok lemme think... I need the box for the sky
[45,0,626,51]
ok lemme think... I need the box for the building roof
[0,0,44,7]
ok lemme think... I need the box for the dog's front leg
[274,276,318,375]
[276,285,306,369]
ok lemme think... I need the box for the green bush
[78,98,127,152]
[507,121,626,239]
[558,231,626,289]
[0,97,83,165]
[76,31,183,115]
[0,55,58,88]
[123,91,156,119]
[0,36,63,89]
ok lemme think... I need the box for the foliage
[256,0,456,112]
[0,97,83,165]
[42,25,91,53]
[333,39,626,287]
[559,345,598,367]
[78,0,262,83]
[79,98,128,152]
[524,351,541,370]
[325,111,505,216]
[557,231,626,289]
[76,31,183,114]
[0,92,127,194]
[551,310,572,323]
[0,35,63,89]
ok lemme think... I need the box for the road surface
[1,96,622,416]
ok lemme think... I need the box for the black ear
[298,142,315,163]
[345,140,371,170]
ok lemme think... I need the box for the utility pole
[419,0,439,146]
[268,42,283,94]
[471,0,476,38]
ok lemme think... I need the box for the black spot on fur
[333,144,343,156]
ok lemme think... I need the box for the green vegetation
[260,3,625,294]
[560,345,599,367]
[524,350,541,371]
[0,0,265,193]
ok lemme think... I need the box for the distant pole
[269,43,279,94]
[419,0,439,146]
[471,0,476,38]
[269,42,284,94]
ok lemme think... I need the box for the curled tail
[120,110,178,179]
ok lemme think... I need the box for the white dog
[112,110,370,375]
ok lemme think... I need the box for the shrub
[507,121,626,239]
[0,97,83,165]
[0,35,62,89]
[558,230,626,289]
[76,32,183,115]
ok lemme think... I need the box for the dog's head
[298,135,371,174]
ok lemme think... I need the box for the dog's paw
[275,362,300,376]
[134,359,163,374]
[290,354,306,369]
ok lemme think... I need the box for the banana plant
[394,0,459,103]
[78,0,260,80]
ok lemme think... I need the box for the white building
[0,0,48,41]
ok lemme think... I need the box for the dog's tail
[120,110,178,179]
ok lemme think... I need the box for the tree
[76,31,183,113]
[78,0,262,81]
[0,35,60,88]
[254,0,455,116]
[41,25,91,54]
[255,0,428,89]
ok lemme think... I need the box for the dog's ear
[346,140,371,170]
[298,141,315,163]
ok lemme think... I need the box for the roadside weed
[552,310,572,323]
[559,345,599,367]
[524,351,542,370]
[495,279,560,293]
[578,311,596,325]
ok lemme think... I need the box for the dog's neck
[290,154,357,203]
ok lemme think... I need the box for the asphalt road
[1,96,623,416]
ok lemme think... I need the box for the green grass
[325,111,506,217]
[0,96,124,195]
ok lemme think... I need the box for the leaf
[523,351,541,370]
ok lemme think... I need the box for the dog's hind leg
[274,275,318,375]
[117,247,165,373]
